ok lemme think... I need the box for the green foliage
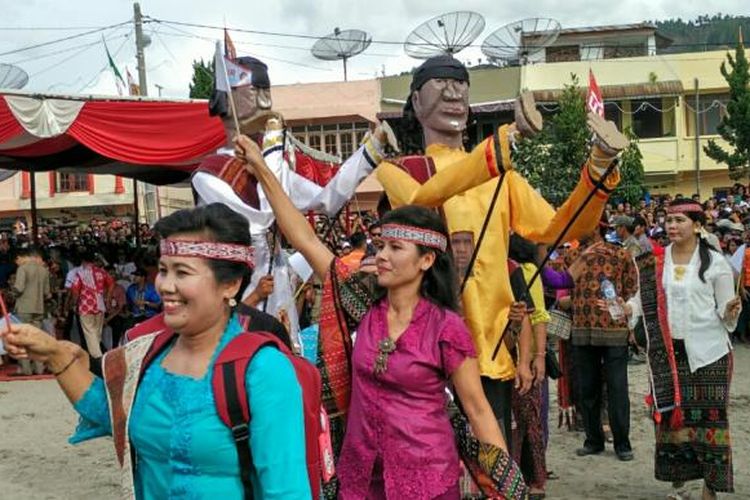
[703,36,750,180]
[516,74,646,206]
[655,15,750,54]
[515,74,589,206]
[613,128,646,205]
[189,58,214,99]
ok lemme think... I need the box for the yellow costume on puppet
[376,56,627,384]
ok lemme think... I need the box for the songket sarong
[512,384,547,489]
[654,340,733,493]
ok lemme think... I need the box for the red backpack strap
[212,332,280,499]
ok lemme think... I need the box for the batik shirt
[566,242,638,346]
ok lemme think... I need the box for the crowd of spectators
[602,184,750,257]
[0,217,161,374]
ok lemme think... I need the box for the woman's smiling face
[156,234,238,336]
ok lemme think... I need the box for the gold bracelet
[52,355,78,377]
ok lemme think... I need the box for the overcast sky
[0,0,744,98]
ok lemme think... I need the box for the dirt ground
[1,345,748,499]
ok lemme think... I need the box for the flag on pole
[214,41,241,133]
[103,37,126,96]
[224,28,237,60]
[214,41,230,93]
[126,68,140,96]
[586,69,605,117]
[214,41,253,91]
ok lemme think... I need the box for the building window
[603,44,647,59]
[685,93,729,136]
[308,134,321,151]
[293,122,372,155]
[545,45,581,62]
[630,98,666,139]
[604,102,623,130]
[324,134,338,155]
[340,132,354,158]
[56,173,89,193]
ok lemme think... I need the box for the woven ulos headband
[380,223,448,252]
[160,239,255,268]
[666,203,703,214]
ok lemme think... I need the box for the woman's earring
[228,298,237,308]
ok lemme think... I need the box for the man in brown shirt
[566,223,638,461]
[13,246,51,375]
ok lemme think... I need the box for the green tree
[704,33,750,181]
[515,74,589,206]
[189,58,214,99]
[613,128,646,205]
[515,73,646,206]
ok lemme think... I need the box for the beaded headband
[160,240,255,268]
[667,203,703,215]
[380,223,448,252]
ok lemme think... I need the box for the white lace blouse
[628,245,735,372]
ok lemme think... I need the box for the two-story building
[1,22,739,228]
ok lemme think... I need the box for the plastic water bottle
[600,278,624,320]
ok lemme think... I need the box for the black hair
[379,205,459,311]
[349,232,367,249]
[376,193,392,219]
[153,203,253,302]
[633,215,647,229]
[668,199,714,283]
[79,249,95,263]
[508,233,537,265]
[15,246,32,258]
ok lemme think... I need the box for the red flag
[126,68,140,96]
[224,28,237,60]
[587,69,605,117]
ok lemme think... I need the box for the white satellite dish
[311,28,372,81]
[482,18,561,66]
[404,11,485,59]
[0,63,29,89]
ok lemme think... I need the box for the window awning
[533,80,684,103]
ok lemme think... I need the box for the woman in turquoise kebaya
[2,204,310,499]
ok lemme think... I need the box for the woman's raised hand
[233,134,266,175]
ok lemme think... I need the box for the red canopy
[0,91,226,184]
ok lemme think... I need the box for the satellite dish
[404,11,485,59]
[311,28,372,81]
[482,18,561,66]
[0,63,29,89]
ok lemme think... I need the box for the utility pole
[694,78,701,198]
[133,2,157,227]
[134,2,148,96]
[154,83,164,96]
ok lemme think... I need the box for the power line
[0,21,130,58]
[77,33,132,93]
[31,33,130,78]
[156,27,335,72]
[0,25,121,31]
[152,28,179,66]
[10,26,131,65]
[148,17,747,51]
